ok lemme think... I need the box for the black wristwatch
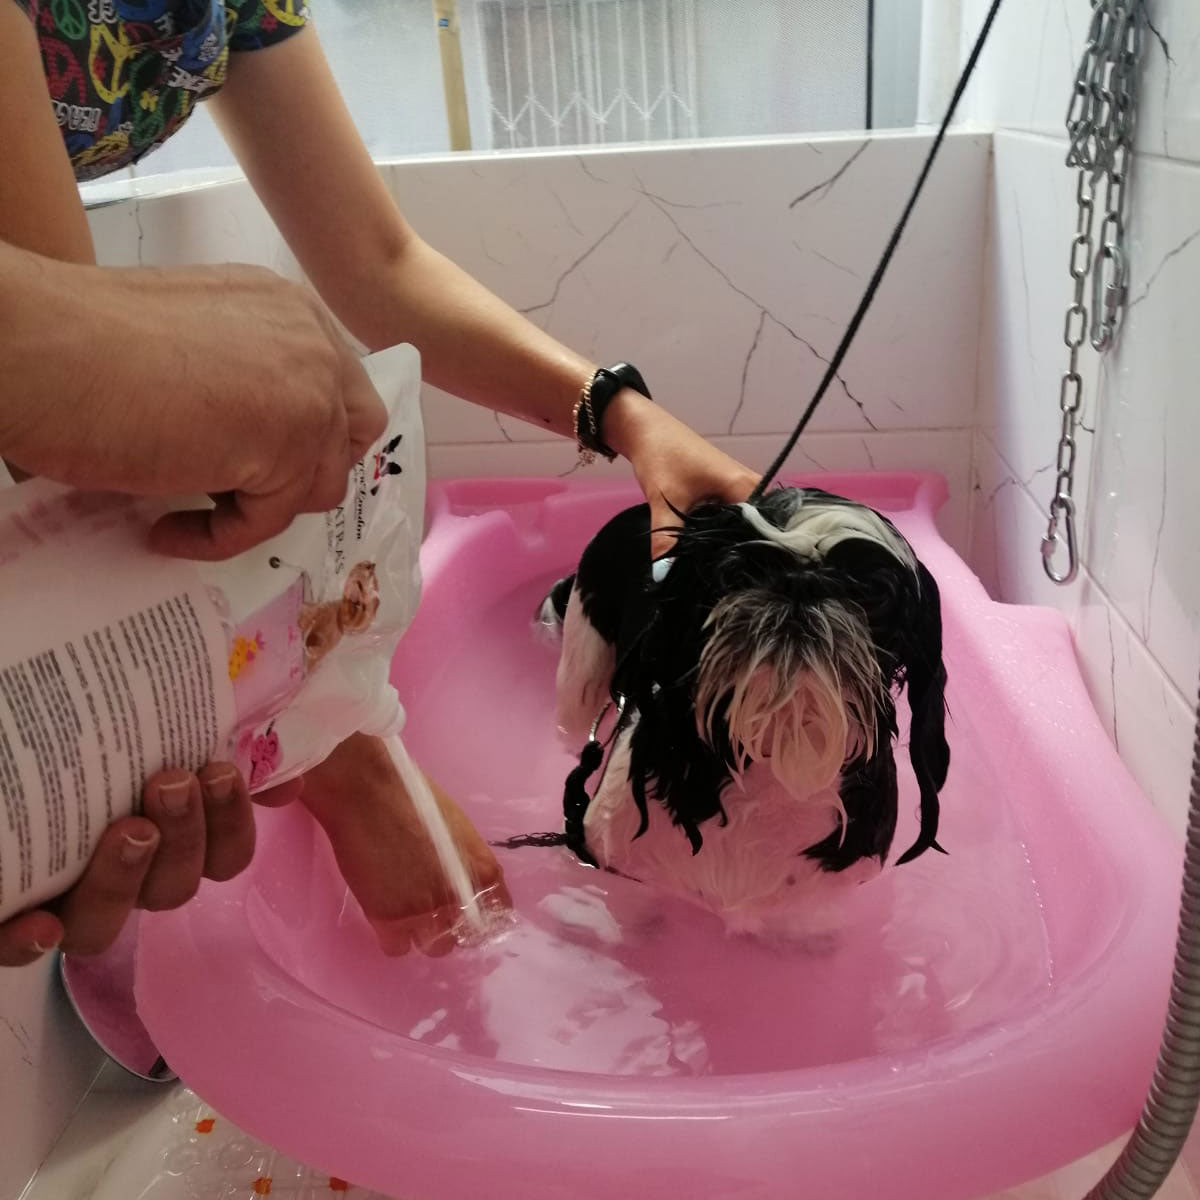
[572,363,653,464]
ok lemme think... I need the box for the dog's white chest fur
[583,728,880,935]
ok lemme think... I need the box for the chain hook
[1042,494,1080,585]
[1043,0,1143,585]
[1091,242,1126,351]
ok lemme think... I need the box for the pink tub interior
[136,473,1180,1200]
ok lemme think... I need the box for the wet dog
[532,487,950,934]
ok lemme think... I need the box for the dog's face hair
[554,486,949,872]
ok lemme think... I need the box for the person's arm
[0,8,379,965]
[209,27,591,437]
[0,240,384,552]
[210,29,759,555]
[0,3,387,556]
[0,2,94,264]
[0,0,93,485]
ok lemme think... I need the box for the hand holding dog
[601,388,760,559]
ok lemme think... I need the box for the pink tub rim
[134,471,1181,1200]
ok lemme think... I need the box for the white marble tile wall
[964,0,1200,838]
[381,134,987,443]
[959,9,1199,1187]
[958,0,1200,165]
[84,131,989,553]
[963,0,1200,1177]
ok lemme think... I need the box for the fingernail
[121,832,159,865]
[31,935,61,955]
[201,770,238,806]
[157,780,193,817]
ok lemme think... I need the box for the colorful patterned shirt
[12,0,309,181]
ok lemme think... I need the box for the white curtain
[459,0,925,150]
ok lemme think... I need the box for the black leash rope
[750,0,1006,500]
[505,0,1007,867]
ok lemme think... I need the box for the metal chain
[1042,0,1144,585]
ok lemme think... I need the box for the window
[96,0,921,186]
[467,0,699,149]
[460,0,920,149]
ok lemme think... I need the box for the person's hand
[0,247,387,560]
[601,388,761,558]
[0,764,303,967]
[301,733,512,957]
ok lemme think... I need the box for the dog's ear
[894,560,950,864]
[539,573,575,623]
[550,573,575,620]
[806,717,899,872]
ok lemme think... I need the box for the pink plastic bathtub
[136,473,1180,1200]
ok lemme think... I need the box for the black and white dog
[533,487,950,935]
